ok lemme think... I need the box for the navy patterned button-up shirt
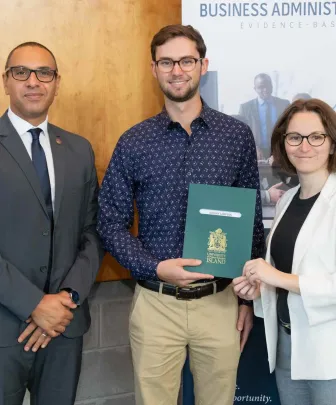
[97,104,265,280]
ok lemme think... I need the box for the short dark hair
[254,73,272,85]
[5,42,58,71]
[150,24,206,61]
[271,98,336,174]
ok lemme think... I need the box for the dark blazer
[238,96,290,148]
[0,112,103,347]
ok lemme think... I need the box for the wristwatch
[61,288,80,306]
[239,298,253,307]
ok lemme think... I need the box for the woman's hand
[233,258,281,300]
[244,258,285,288]
[232,276,260,300]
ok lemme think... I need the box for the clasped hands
[18,291,77,352]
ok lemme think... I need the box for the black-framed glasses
[5,66,57,83]
[155,57,203,73]
[284,132,328,147]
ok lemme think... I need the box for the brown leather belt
[137,278,231,300]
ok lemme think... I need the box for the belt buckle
[176,286,202,300]
[193,286,202,299]
[176,286,192,300]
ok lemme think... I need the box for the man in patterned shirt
[98,24,264,405]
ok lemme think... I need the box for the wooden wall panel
[0,0,181,280]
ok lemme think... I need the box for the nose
[299,138,311,152]
[25,71,40,87]
[171,61,184,75]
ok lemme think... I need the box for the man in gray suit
[0,42,103,405]
[239,73,290,159]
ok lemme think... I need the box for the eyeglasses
[284,132,328,147]
[5,66,57,83]
[155,57,203,73]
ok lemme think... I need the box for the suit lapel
[48,124,65,225]
[252,99,261,143]
[273,97,282,117]
[266,187,298,263]
[267,174,336,275]
[292,174,336,274]
[0,113,49,217]
[291,196,329,274]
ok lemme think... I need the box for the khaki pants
[129,283,240,405]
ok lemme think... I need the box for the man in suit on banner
[0,42,103,405]
[239,73,290,159]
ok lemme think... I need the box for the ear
[330,143,335,155]
[54,74,61,96]
[200,58,209,77]
[151,61,157,79]
[2,72,9,95]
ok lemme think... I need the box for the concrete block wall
[76,280,136,405]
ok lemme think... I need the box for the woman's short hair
[271,98,336,174]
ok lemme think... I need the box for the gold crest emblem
[207,229,227,265]
[208,228,227,252]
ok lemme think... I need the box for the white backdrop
[183,0,336,114]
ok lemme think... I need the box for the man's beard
[159,78,200,103]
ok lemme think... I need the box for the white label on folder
[199,209,242,218]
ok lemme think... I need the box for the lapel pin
[56,137,62,145]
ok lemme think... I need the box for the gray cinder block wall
[24,280,182,405]
[75,280,136,405]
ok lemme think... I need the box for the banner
[182,0,336,403]
[184,0,336,228]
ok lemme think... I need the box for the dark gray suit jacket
[0,112,103,347]
[238,96,290,148]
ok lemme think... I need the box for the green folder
[182,183,256,278]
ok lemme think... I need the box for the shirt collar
[7,107,49,137]
[198,101,213,128]
[158,99,212,130]
[257,96,273,106]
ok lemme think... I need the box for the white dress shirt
[7,107,55,208]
